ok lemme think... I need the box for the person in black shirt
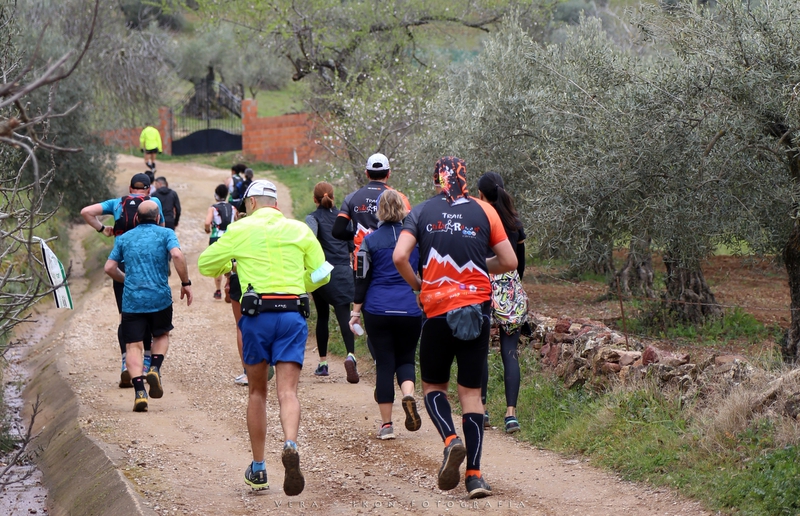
[152,177,182,230]
[477,172,528,434]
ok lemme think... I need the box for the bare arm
[170,247,193,306]
[392,232,422,292]
[81,203,114,236]
[204,206,214,234]
[486,238,518,275]
[104,259,124,283]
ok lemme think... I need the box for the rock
[541,342,562,367]
[714,354,748,366]
[600,362,621,374]
[618,351,642,367]
[554,318,572,334]
[641,345,689,367]
[784,393,800,420]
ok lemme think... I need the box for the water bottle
[352,323,364,336]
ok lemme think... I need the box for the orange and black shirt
[338,181,410,267]
[402,195,508,318]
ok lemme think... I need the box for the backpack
[113,195,149,236]
[213,202,233,231]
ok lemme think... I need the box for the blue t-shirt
[100,195,164,221]
[108,222,180,313]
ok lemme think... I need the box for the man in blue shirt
[104,200,192,412]
[81,173,165,388]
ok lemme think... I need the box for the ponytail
[313,181,335,209]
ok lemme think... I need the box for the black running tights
[481,327,521,408]
[363,312,421,404]
[312,296,354,357]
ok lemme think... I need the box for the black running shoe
[133,389,148,412]
[465,474,492,499]
[146,365,163,399]
[437,437,466,491]
[483,411,491,429]
[504,416,520,434]
[281,441,305,496]
[402,395,422,431]
[244,464,269,491]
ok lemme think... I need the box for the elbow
[103,261,116,277]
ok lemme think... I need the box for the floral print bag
[490,270,528,332]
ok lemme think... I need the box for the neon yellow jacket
[198,207,330,298]
[140,126,162,153]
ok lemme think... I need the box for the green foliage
[626,306,774,344]
[720,446,800,516]
[119,0,187,30]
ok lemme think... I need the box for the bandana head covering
[434,156,469,205]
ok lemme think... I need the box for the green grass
[255,83,308,118]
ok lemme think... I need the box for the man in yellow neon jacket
[139,125,162,172]
[198,179,330,496]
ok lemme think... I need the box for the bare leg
[125,342,145,378]
[245,360,268,462]
[275,361,302,442]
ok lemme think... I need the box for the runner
[227,163,247,208]
[349,189,423,439]
[198,180,330,495]
[103,200,193,412]
[80,173,165,388]
[204,184,237,300]
[305,182,357,382]
[477,172,529,434]
[332,153,410,361]
[139,125,162,173]
[393,156,518,499]
[152,177,182,230]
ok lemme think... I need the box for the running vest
[308,207,351,266]
[402,195,507,318]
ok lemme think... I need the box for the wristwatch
[181,280,192,287]
[97,225,105,233]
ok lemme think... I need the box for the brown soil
[43,155,713,515]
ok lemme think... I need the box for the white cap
[243,179,278,199]
[366,153,390,172]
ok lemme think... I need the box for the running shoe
[483,411,491,429]
[146,365,163,399]
[344,354,359,384]
[213,290,222,300]
[437,437,466,491]
[234,372,248,386]
[119,358,133,389]
[244,463,269,491]
[504,416,520,434]
[133,389,148,412]
[377,422,395,440]
[281,441,305,496]
[401,395,422,432]
[465,474,492,499]
[268,364,275,381]
[313,363,329,376]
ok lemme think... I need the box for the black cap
[130,173,151,189]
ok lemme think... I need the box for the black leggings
[363,312,421,404]
[311,291,354,356]
[481,327,522,408]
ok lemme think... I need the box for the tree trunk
[612,235,655,299]
[662,253,721,323]
[782,223,800,362]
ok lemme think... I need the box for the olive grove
[413,1,800,356]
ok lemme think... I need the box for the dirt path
[52,155,709,515]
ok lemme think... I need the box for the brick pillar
[158,106,172,155]
[242,99,257,161]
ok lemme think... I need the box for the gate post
[158,106,173,155]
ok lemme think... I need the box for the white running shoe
[234,372,248,386]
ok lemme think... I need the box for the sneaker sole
[468,486,492,499]
[281,447,305,496]
[119,369,133,389]
[402,396,422,432]
[146,371,164,399]
[438,442,466,491]
[133,399,148,412]
[344,359,359,384]
[506,424,520,434]
[244,476,269,491]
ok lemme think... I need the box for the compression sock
[251,460,266,472]
[132,376,146,391]
[424,391,457,442]
[150,354,165,369]
[462,413,485,472]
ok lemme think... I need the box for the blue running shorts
[239,311,307,366]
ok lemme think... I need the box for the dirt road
[50,155,708,515]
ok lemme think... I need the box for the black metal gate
[171,81,243,156]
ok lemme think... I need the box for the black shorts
[120,305,174,344]
[229,273,242,301]
[145,148,159,154]
[419,303,491,389]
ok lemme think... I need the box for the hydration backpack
[213,202,233,231]
[113,195,149,236]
